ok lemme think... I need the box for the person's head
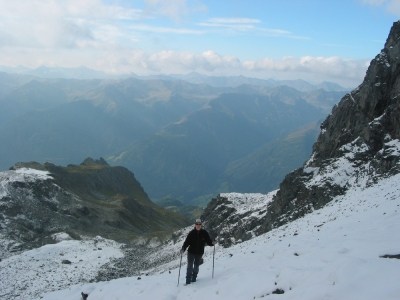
[194,218,202,230]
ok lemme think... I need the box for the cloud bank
[361,0,400,15]
[0,0,377,87]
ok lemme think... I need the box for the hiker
[180,218,214,284]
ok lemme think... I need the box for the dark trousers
[186,252,202,283]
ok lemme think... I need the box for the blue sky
[0,0,399,87]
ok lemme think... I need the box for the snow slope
[0,237,123,299]
[13,172,399,300]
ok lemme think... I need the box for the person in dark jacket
[180,218,214,284]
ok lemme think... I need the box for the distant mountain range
[0,65,112,80]
[0,71,348,207]
[0,65,348,91]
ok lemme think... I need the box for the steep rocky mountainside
[0,158,187,257]
[202,21,400,246]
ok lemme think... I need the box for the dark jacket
[182,228,213,255]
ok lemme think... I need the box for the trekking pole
[212,244,215,279]
[177,251,183,286]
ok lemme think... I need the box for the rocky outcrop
[314,22,400,164]
[202,193,274,247]
[0,158,187,256]
[258,21,400,232]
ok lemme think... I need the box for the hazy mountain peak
[81,157,109,167]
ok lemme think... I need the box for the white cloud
[0,0,141,49]
[0,43,368,87]
[241,56,368,86]
[0,0,372,87]
[199,18,260,31]
[387,0,400,15]
[143,0,207,22]
[206,17,261,24]
[130,24,204,35]
[360,0,400,16]
[94,50,366,87]
[144,0,188,21]
[198,17,308,40]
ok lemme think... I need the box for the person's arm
[204,230,214,246]
[181,231,191,252]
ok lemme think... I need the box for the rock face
[314,22,400,165]
[264,21,400,229]
[202,21,400,246]
[0,158,187,256]
[202,193,275,247]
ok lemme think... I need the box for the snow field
[36,173,400,300]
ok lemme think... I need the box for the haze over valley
[0,73,348,209]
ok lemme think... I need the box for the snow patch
[306,139,371,189]
[0,168,53,199]
[0,236,123,300]
[219,192,276,215]
[379,139,400,157]
[14,168,52,179]
[51,232,73,242]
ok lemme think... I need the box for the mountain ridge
[0,158,187,257]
